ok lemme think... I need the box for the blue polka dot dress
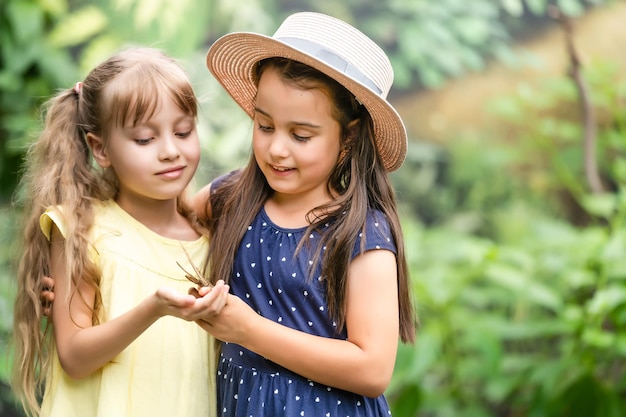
[217,205,397,417]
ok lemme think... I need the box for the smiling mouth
[270,164,293,172]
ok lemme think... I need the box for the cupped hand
[155,280,229,322]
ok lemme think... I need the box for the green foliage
[486,59,626,221]
[389,213,626,416]
[0,206,21,416]
[387,59,626,416]
[0,0,78,203]
[287,0,611,89]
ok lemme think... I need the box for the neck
[265,190,336,228]
[115,196,198,240]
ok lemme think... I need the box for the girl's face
[91,94,200,209]
[253,67,342,207]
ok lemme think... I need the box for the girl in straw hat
[14,47,229,417]
[190,11,417,417]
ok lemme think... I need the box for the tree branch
[549,5,604,194]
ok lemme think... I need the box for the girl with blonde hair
[12,47,228,417]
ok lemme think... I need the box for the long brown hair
[207,57,416,344]
[11,47,198,417]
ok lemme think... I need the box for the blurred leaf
[477,317,573,340]
[389,333,439,396]
[580,193,618,218]
[551,372,614,417]
[7,1,44,44]
[47,5,108,47]
[581,327,616,349]
[525,0,547,14]
[557,0,586,16]
[485,263,562,310]
[388,383,421,417]
[37,47,78,86]
[586,286,626,316]
[38,0,68,16]
[1,35,40,74]
[501,0,524,16]
[78,34,124,74]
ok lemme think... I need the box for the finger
[41,276,55,290]
[40,289,55,303]
[215,286,230,310]
[197,286,212,296]
[197,285,229,316]
[198,279,225,296]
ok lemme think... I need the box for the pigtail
[12,87,104,417]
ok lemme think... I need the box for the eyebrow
[254,106,322,129]
[125,114,195,129]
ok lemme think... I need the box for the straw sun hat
[206,11,407,172]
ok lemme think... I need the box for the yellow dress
[39,200,216,417]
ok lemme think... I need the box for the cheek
[184,138,201,162]
[303,145,340,171]
[322,139,342,163]
[104,148,128,171]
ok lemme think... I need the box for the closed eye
[134,138,153,145]
[175,131,192,138]
[258,123,274,133]
[293,133,310,142]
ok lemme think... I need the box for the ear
[86,132,111,168]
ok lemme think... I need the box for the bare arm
[197,249,399,397]
[50,224,229,379]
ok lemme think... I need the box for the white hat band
[277,37,384,96]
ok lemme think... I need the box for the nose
[267,132,290,159]
[159,134,180,161]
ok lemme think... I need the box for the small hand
[40,276,56,317]
[195,293,256,344]
[192,280,229,317]
[155,280,229,322]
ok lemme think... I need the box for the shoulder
[207,169,241,213]
[39,200,113,241]
[193,170,241,221]
[365,209,393,235]
[40,205,67,241]
[352,209,396,257]
[210,170,240,197]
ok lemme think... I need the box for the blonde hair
[11,47,198,417]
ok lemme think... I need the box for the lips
[156,165,185,179]
[270,164,293,172]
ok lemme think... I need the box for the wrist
[143,293,165,321]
